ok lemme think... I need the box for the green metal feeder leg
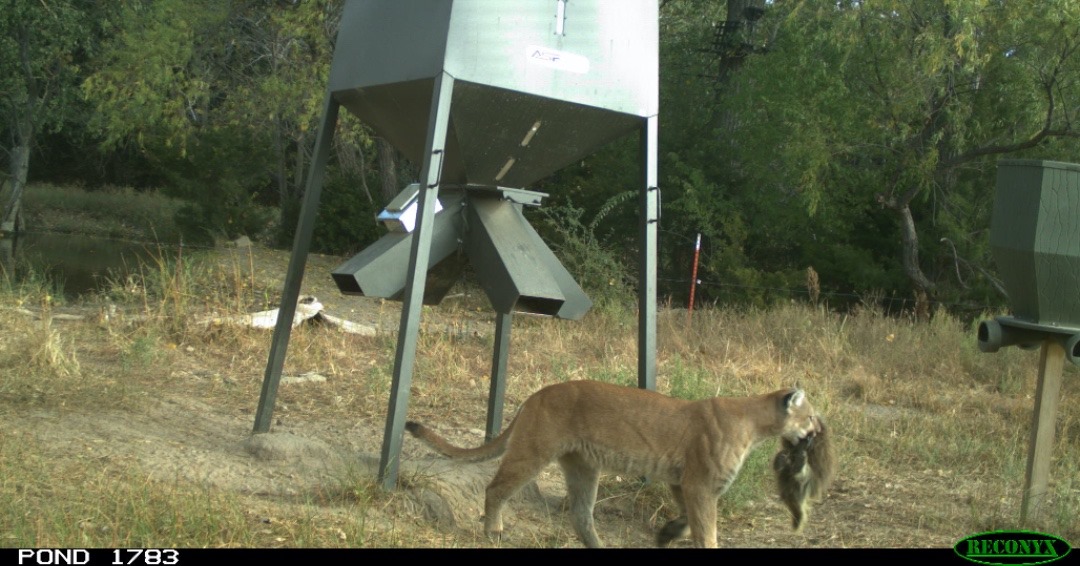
[378,72,455,490]
[638,115,658,392]
[253,95,340,434]
[486,312,512,442]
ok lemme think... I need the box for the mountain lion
[405,379,830,548]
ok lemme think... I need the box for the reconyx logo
[955,530,1072,566]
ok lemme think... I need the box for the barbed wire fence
[654,229,1007,320]
[3,227,1008,319]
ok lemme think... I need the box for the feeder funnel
[328,0,659,188]
[331,191,467,305]
[332,188,592,319]
[464,196,591,319]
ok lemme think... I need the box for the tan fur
[772,415,835,532]
[405,380,824,548]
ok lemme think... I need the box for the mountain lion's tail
[404,418,516,463]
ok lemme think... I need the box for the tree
[83,0,369,242]
[721,0,1080,305]
[645,0,822,306]
[1,1,107,235]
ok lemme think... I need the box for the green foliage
[82,0,222,154]
[18,184,185,243]
[0,0,108,138]
[12,0,1080,312]
[83,0,354,238]
[533,199,635,310]
[154,128,275,245]
[0,0,119,229]
[276,172,383,256]
[715,0,1080,303]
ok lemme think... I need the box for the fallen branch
[196,295,378,336]
[4,307,86,322]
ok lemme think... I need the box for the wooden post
[1021,339,1065,524]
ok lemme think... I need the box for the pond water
[0,232,180,300]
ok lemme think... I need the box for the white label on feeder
[555,0,567,36]
[526,45,589,74]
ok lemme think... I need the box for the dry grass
[0,246,1077,548]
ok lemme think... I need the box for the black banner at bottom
[6,547,989,563]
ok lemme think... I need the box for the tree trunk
[277,125,311,230]
[716,0,766,73]
[1,132,31,236]
[376,137,399,203]
[3,27,36,236]
[276,117,293,207]
[894,202,936,295]
[293,130,309,195]
[0,237,13,277]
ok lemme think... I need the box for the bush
[154,128,275,245]
[534,199,635,310]
[274,171,383,256]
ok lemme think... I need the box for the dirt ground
[3,244,1059,550]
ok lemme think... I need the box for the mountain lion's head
[780,389,822,443]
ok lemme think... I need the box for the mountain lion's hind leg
[558,453,603,548]
[483,449,551,543]
[656,483,690,547]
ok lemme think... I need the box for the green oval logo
[955,530,1072,566]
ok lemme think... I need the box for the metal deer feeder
[253,0,659,489]
[977,159,1080,522]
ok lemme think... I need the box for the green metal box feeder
[254,0,660,491]
[976,158,1080,524]
[328,1,657,188]
[978,159,1080,364]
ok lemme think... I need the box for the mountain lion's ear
[783,389,805,411]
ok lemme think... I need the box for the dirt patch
[3,363,965,548]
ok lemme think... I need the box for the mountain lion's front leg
[683,484,719,548]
